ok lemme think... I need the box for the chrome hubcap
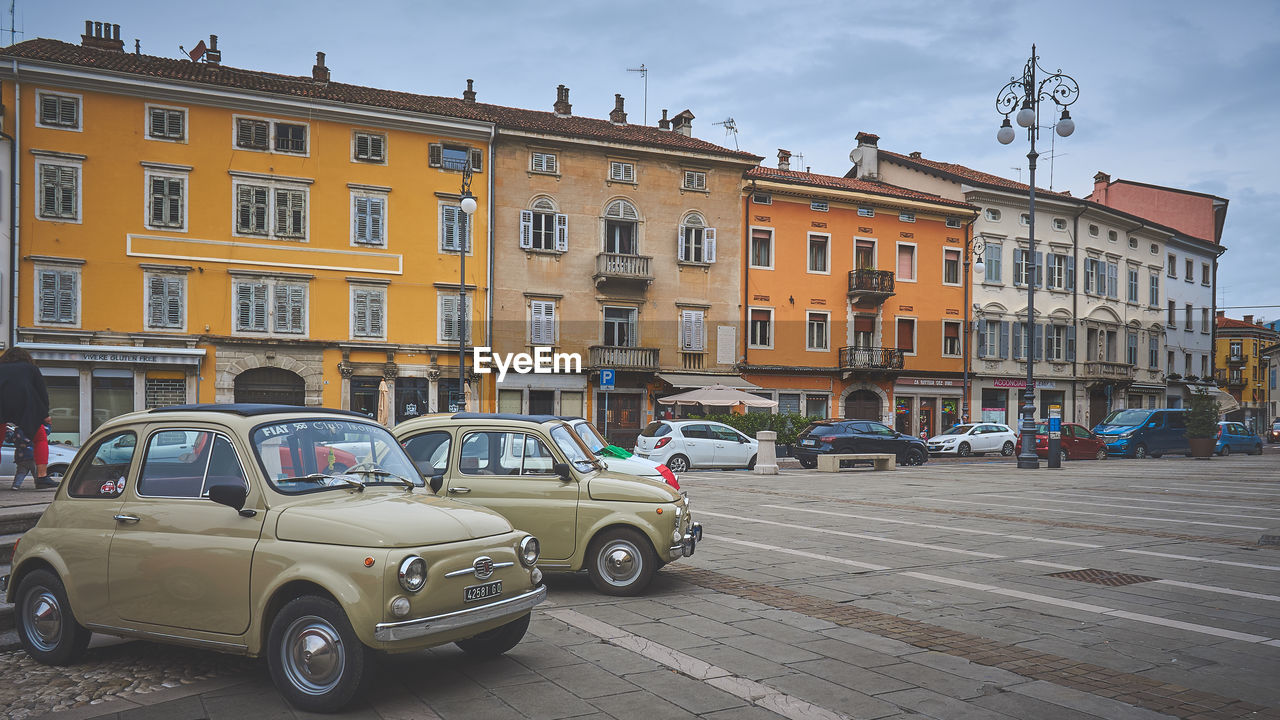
[282,616,345,695]
[598,540,641,586]
[27,590,62,652]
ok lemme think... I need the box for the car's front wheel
[903,448,926,466]
[1095,448,1107,460]
[1132,444,1148,459]
[746,454,757,470]
[958,442,972,457]
[268,595,371,713]
[1219,445,1230,457]
[1253,443,1264,455]
[15,569,91,665]
[456,613,531,657]
[665,454,690,474]
[1059,449,1069,464]
[587,527,657,596]
[798,457,817,469]
[1001,441,1015,456]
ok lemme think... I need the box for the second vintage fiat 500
[395,413,702,596]
[3,404,545,712]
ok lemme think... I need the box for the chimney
[80,20,125,52]
[609,94,627,125]
[205,35,221,66]
[657,109,670,130]
[850,131,880,181]
[553,85,572,117]
[909,151,922,159]
[311,52,329,84]
[670,109,695,137]
[1244,314,1254,325]
[463,79,476,103]
[1092,171,1110,202]
[1216,310,1225,319]
[777,149,792,171]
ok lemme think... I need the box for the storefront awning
[19,342,206,366]
[1182,384,1240,414]
[657,373,760,390]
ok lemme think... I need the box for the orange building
[741,153,976,435]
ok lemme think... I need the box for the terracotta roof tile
[877,149,1070,197]
[1216,316,1279,333]
[2,38,761,161]
[746,166,974,210]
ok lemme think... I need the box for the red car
[1023,422,1108,461]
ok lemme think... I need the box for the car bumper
[925,445,956,454]
[668,522,703,559]
[373,585,547,642]
[0,573,8,596]
[1102,438,1130,455]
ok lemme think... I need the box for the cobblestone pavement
[4,450,1280,719]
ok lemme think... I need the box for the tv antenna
[626,64,648,125]
[1010,167,1022,183]
[2,0,24,46]
[713,117,739,150]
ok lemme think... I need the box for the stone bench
[816,453,896,472]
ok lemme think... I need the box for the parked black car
[792,419,929,468]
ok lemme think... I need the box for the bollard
[754,430,779,475]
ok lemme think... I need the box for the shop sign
[79,351,161,363]
[897,377,963,388]
[993,378,1057,389]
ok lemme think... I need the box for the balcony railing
[1226,353,1248,365]
[838,346,905,371]
[589,345,660,370]
[847,269,896,302]
[1080,361,1135,381]
[1215,370,1247,388]
[594,253,653,285]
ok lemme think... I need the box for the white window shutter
[353,290,369,335]
[440,296,458,341]
[148,276,165,327]
[355,197,369,242]
[519,210,533,249]
[370,292,384,336]
[428,144,442,167]
[705,228,717,263]
[554,213,568,251]
[166,277,183,327]
[677,226,686,261]
[369,199,383,243]
[692,311,704,350]
[39,271,56,322]
[57,272,76,323]
[680,311,693,350]
[441,206,458,250]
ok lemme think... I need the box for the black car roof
[149,403,368,418]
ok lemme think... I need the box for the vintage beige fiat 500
[2,404,546,712]
[394,413,702,596]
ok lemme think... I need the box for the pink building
[1086,173,1227,245]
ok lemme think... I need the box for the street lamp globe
[1055,109,1075,137]
[973,258,985,275]
[997,118,1015,145]
[459,193,478,216]
[1015,103,1036,128]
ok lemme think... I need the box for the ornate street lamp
[963,237,987,424]
[995,44,1079,469]
[458,164,478,410]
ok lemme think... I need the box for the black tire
[798,458,817,469]
[1059,449,1069,463]
[46,464,69,481]
[1095,448,1107,460]
[455,612,531,657]
[665,454,690,474]
[267,595,371,713]
[958,442,972,457]
[15,569,91,665]
[1220,445,1230,457]
[903,448,927,466]
[1000,441,1015,456]
[746,454,757,470]
[1132,444,1148,459]
[587,527,657,596]
[1253,444,1264,455]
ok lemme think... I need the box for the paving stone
[970,690,1109,720]
[816,626,921,657]
[509,640,589,670]
[429,694,526,720]
[720,634,824,664]
[1009,680,1177,720]
[699,705,791,720]
[617,621,718,650]
[566,641,664,676]
[587,689,698,720]
[488,678,601,720]
[762,672,901,719]
[794,638,905,668]
[731,618,828,645]
[786,657,914,696]
[904,651,1033,685]
[201,686,296,720]
[622,669,747,714]
[115,696,206,720]
[538,662,639,699]
[681,644,796,681]
[663,613,751,638]
[873,663,1004,700]
[876,687,1020,720]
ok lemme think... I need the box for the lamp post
[457,163,477,411]
[995,44,1078,470]
[963,237,987,424]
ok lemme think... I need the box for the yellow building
[2,26,494,443]
[1214,312,1278,431]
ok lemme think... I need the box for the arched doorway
[843,389,880,420]
[234,367,306,406]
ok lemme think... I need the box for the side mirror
[429,473,444,494]
[208,484,247,511]
[1147,422,1158,429]
[553,462,573,482]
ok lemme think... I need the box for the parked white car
[562,418,679,487]
[1,434,79,480]
[633,420,758,473]
[926,423,1017,457]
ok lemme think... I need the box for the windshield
[550,424,598,472]
[251,418,422,493]
[640,422,671,438]
[944,425,975,436]
[572,421,608,454]
[801,423,836,436]
[1101,409,1150,426]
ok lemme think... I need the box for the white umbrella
[659,384,778,408]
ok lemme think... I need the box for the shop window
[349,376,380,419]
[395,378,431,423]
[805,395,829,418]
[777,393,801,414]
[560,391,584,417]
[529,390,555,415]
[92,371,134,431]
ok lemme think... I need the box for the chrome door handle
[448,487,471,494]
[113,514,140,524]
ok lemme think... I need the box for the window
[1014,249,1042,287]
[1167,350,1174,373]
[1185,258,1194,282]
[978,319,999,358]
[896,244,916,281]
[235,184,269,235]
[1088,224,1099,236]
[353,131,386,162]
[1046,324,1069,361]
[1127,267,1139,302]
[36,267,78,325]
[680,309,704,351]
[609,161,635,183]
[1149,336,1159,369]
[1127,332,1138,365]
[1150,243,1159,255]
[233,279,307,335]
[1108,230,1118,242]
[459,432,556,476]
[351,286,386,339]
[943,248,961,285]
[896,318,916,354]
[520,198,567,252]
[1128,236,1138,249]
[1149,273,1160,306]
[1167,301,1176,328]
[440,204,471,252]
[946,217,962,229]
[138,432,245,498]
[749,308,772,348]
[234,181,308,240]
[38,92,80,129]
[352,194,386,246]
[530,300,557,345]
[805,395,828,418]
[1201,308,1210,334]
[438,294,470,343]
[1201,263,1211,286]
[1083,258,1097,294]
[531,151,558,174]
[235,118,269,150]
[147,173,185,229]
[810,199,829,212]
[855,238,875,270]
[38,163,79,220]
[899,212,916,223]
[806,312,829,351]
[1020,213,1030,226]
[147,106,184,140]
[275,189,307,238]
[429,144,482,172]
[67,431,134,497]
[985,208,1001,221]
[753,192,772,205]
[1104,262,1119,298]
[942,321,961,357]
[145,274,185,330]
[604,307,637,347]
[604,199,639,255]
[1046,253,1071,290]
[859,206,875,217]
[1168,254,1177,277]
[853,314,875,349]
[1185,353,1193,376]
[750,228,773,268]
[983,241,1002,283]
[1050,218,1065,230]
[684,170,707,191]
[679,213,716,263]
[808,235,829,273]
[1185,303,1194,332]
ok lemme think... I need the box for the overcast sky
[18,0,1278,319]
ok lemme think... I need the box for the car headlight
[398,555,427,593]
[519,535,540,568]
[1117,431,1133,439]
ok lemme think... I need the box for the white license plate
[800,439,816,446]
[635,450,649,457]
[464,580,502,603]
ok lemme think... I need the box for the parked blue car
[1092,408,1190,458]
[1215,421,1263,456]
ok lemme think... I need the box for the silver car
[1,433,79,480]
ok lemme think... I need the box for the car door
[0,433,13,476]
[1229,423,1248,452]
[970,425,995,453]
[710,424,752,467]
[444,427,580,562]
[679,424,718,468]
[862,421,900,454]
[108,426,265,635]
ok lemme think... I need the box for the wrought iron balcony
[838,346,905,371]
[1226,353,1248,365]
[847,269,896,305]
[589,345,660,371]
[594,253,653,285]
[1080,361,1135,381]
[1215,370,1247,388]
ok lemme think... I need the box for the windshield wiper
[345,468,416,489]
[277,473,364,491]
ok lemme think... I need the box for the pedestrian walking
[0,347,57,489]
[6,424,37,490]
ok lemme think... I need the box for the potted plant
[1185,385,1220,458]
[1167,372,1183,382]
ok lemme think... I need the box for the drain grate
[1046,568,1160,586]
